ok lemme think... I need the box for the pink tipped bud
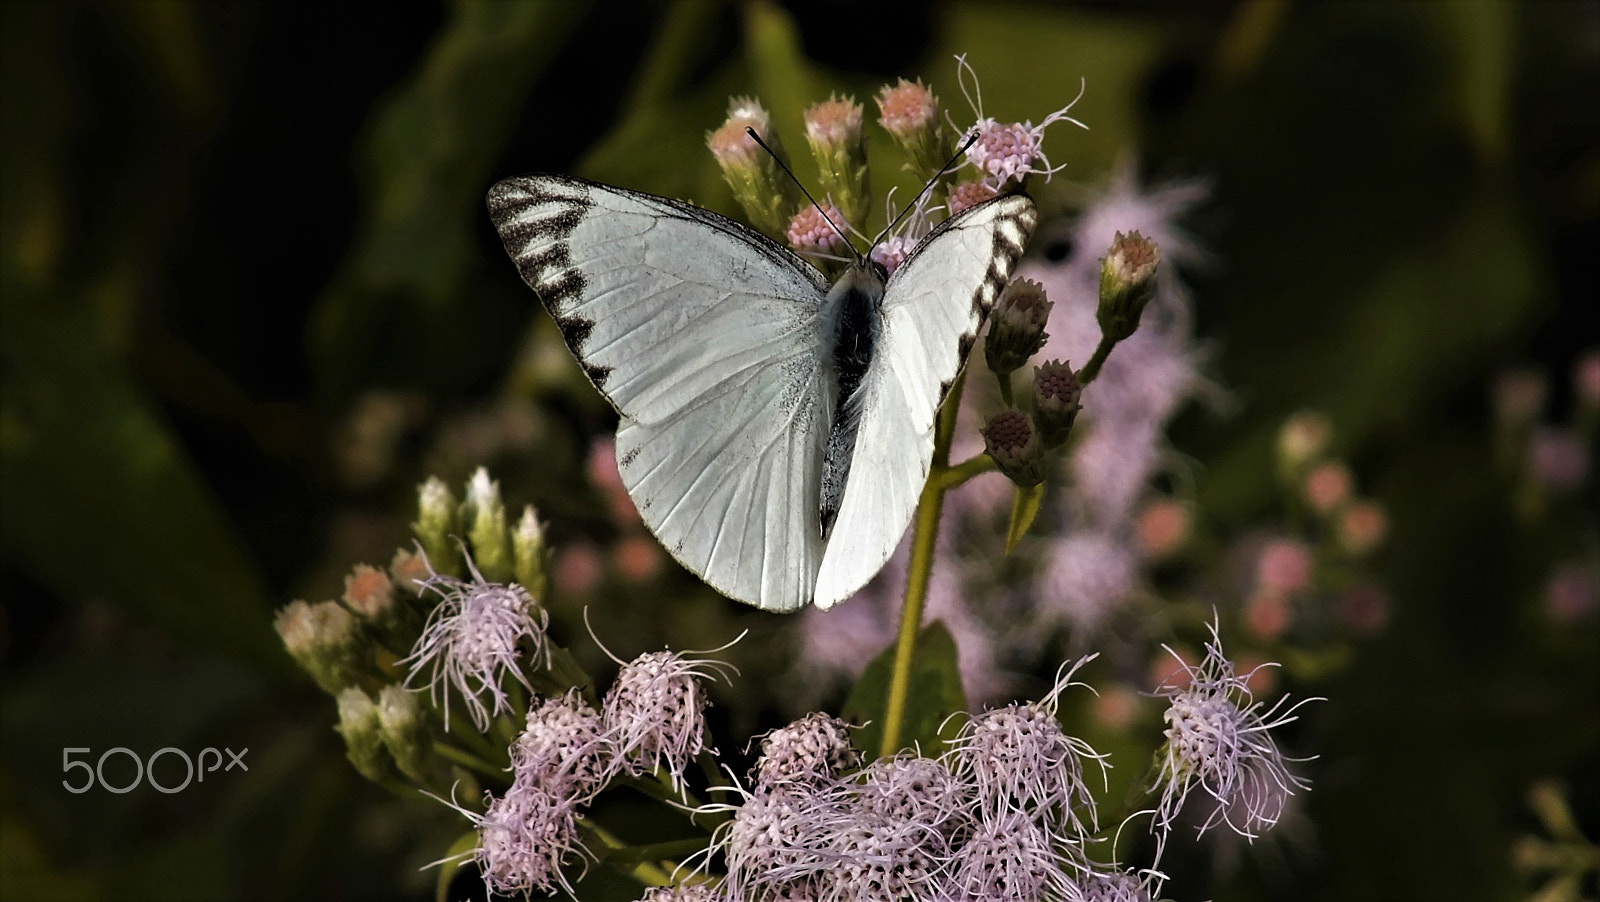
[1097,230,1159,342]
[804,95,870,227]
[1337,501,1388,555]
[1304,461,1354,514]
[876,78,948,182]
[786,203,849,256]
[707,96,791,237]
[877,78,938,137]
[946,179,998,216]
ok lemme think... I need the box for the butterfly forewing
[812,194,1038,608]
[488,176,833,611]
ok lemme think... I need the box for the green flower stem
[879,372,968,758]
[444,710,508,764]
[584,822,675,887]
[934,452,997,491]
[432,741,508,781]
[996,370,1015,406]
[1076,333,1119,387]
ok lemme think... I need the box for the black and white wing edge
[813,193,1037,608]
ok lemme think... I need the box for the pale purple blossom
[953,55,1086,189]
[820,813,946,902]
[717,785,839,899]
[1077,867,1155,902]
[455,782,593,897]
[868,233,915,275]
[511,690,610,802]
[946,809,1079,902]
[754,713,861,789]
[603,650,728,791]
[949,657,1107,841]
[400,549,549,732]
[855,754,972,837]
[1151,622,1318,845]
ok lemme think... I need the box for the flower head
[1151,621,1318,843]
[708,96,773,169]
[983,407,1045,487]
[1078,867,1155,902]
[708,96,792,237]
[513,690,610,802]
[856,754,972,840]
[946,178,998,216]
[946,810,1075,902]
[786,203,850,256]
[868,233,915,275]
[805,95,870,228]
[400,549,549,731]
[603,650,726,791]
[718,785,838,895]
[875,77,947,182]
[949,658,1106,841]
[954,55,1086,189]
[754,712,861,789]
[275,599,367,694]
[469,784,593,897]
[1033,359,1083,447]
[822,813,945,902]
[1097,230,1160,343]
[986,279,1053,377]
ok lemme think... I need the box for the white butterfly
[488,176,1035,612]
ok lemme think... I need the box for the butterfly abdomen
[819,262,887,539]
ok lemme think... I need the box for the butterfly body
[488,175,1035,612]
[819,261,887,539]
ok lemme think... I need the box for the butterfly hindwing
[488,176,833,611]
[813,194,1038,608]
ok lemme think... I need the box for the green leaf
[434,830,479,902]
[842,622,967,758]
[1005,483,1047,553]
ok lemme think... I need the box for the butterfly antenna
[867,132,980,254]
[744,127,863,263]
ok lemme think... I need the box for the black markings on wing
[487,177,616,387]
[902,195,1036,407]
[488,175,829,402]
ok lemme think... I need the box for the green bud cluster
[275,467,555,799]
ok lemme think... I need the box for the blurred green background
[1,1,1595,900]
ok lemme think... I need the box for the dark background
[2,1,1596,900]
